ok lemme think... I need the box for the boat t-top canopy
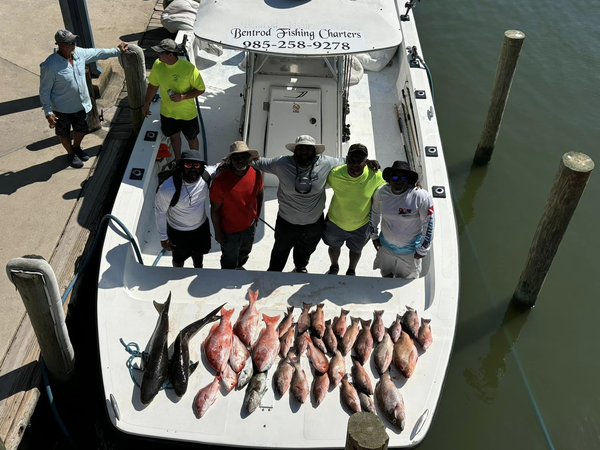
[193,0,403,56]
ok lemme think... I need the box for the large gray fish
[375,371,406,431]
[328,350,346,387]
[371,310,386,343]
[273,352,296,396]
[393,330,418,378]
[340,374,361,414]
[246,372,268,414]
[389,314,403,343]
[417,318,433,350]
[290,358,309,403]
[140,293,171,405]
[297,302,312,334]
[351,357,373,395]
[170,303,224,397]
[354,318,373,365]
[332,308,350,339]
[312,371,330,406]
[339,317,360,356]
[310,303,325,338]
[401,306,420,339]
[277,306,295,338]
[237,355,253,390]
[280,324,296,358]
[359,391,376,414]
[323,319,338,354]
[373,332,394,375]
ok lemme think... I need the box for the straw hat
[224,141,259,163]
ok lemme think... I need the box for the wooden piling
[6,256,75,382]
[474,30,525,165]
[513,152,594,307]
[85,67,102,132]
[345,412,389,450]
[121,44,147,136]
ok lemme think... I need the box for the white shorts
[373,246,422,279]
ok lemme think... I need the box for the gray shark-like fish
[140,293,171,405]
[170,303,224,397]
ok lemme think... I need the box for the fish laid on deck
[323,319,338,354]
[234,289,260,347]
[375,371,406,431]
[354,318,374,365]
[171,303,224,397]
[328,350,346,387]
[291,357,309,404]
[373,332,394,375]
[393,330,418,378]
[351,357,373,395]
[310,303,325,338]
[277,306,295,338]
[194,375,221,418]
[417,318,433,350]
[280,324,295,358]
[253,314,281,372]
[371,310,386,343]
[312,371,330,406]
[401,306,420,339]
[246,372,268,414]
[230,333,250,373]
[297,302,312,334]
[332,308,350,339]
[203,307,235,373]
[340,374,361,414]
[140,294,171,405]
[274,352,296,396]
[339,317,360,355]
[389,314,403,343]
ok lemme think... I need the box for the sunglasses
[183,162,202,169]
[391,175,408,182]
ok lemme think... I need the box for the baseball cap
[151,39,179,53]
[55,29,77,45]
[348,143,368,156]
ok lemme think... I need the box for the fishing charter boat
[97,0,459,447]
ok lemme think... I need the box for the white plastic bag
[354,47,398,72]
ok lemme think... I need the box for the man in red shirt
[210,141,264,269]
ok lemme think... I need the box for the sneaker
[346,269,356,276]
[327,264,339,275]
[68,153,84,168]
[72,146,89,162]
[292,267,308,273]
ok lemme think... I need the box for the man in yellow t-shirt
[142,39,206,160]
[324,144,385,276]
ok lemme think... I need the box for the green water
[416,0,600,448]
[18,1,600,449]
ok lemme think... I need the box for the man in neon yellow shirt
[142,39,205,160]
[324,144,385,275]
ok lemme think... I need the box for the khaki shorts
[373,246,422,279]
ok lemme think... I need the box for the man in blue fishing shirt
[39,30,128,168]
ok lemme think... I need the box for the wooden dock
[0,3,172,448]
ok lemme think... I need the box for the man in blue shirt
[39,30,128,168]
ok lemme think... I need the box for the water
[19,1,600,448]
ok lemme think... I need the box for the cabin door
[265,87,322,157]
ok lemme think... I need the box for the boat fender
[110,394,121,421]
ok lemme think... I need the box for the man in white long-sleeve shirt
[155,151,217,268]
[370,161,434,279]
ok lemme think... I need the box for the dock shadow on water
[463,300,532,403]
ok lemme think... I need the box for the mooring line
[449,182,555,450]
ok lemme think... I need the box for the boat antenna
[401,0,421,21]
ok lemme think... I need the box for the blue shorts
[322,219,370,253]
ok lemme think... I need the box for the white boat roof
[193,0,403,56]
